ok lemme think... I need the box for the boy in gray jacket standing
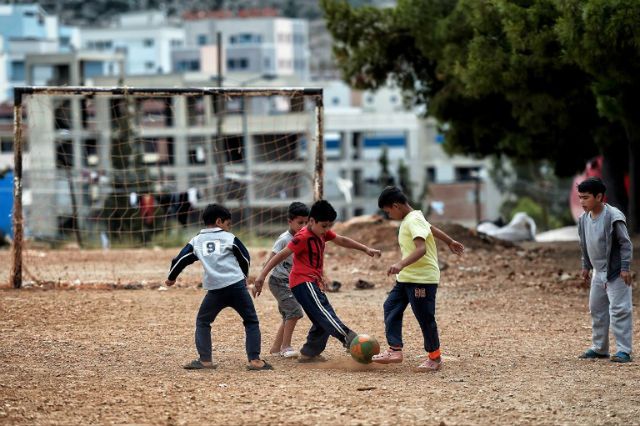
[577,178,633,363]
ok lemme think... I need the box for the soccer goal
[8,86,324,288]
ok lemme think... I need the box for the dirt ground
[1,220,640,425]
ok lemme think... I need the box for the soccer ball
[349,334,380,364]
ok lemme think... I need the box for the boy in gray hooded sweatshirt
[577,177,633,363]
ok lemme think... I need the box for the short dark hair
[378,186,408,208]
[309,200,337,222]
[577,177,606,197]
[288,202,309,220]
[202,204,231,226]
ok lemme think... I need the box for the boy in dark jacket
[166,204,272,371]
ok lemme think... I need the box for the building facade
[183,10,310,80]
[80,11,185,75]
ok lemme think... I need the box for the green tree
[322,0,604,175]
[556,0,640,231]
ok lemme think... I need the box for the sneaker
[372,348,403,364]
[578,349,609,359]
[610,351,632,363]
[183,359,217,370]
[416,357,442,372]
[280,347,299,358]
[297,354,327,363]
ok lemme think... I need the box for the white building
[0,4,78,102]
[80,11,185,75]
[182,10,309,80]
[321,80,502,225]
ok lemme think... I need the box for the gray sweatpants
[589,271,633,355]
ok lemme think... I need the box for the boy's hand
[387,262,403,275]
[581,269,591,283]
[165,279,176,287]
[448,240,464,255]
[621,271,632,286]
[253,277,265,297]
[366,247,382,258]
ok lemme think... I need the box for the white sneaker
[280,347,299,358]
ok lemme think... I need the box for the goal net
[9,86,324,288]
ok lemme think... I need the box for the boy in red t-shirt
[254,200,381,362]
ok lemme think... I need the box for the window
[176,60,199,72]
[455,166,480,182]
[230,33,262,44]
[145,61,155,70]
[426,167,437,183]
[59,36,70,46]
[197,34,207,46]
[171,39,183,47]
[332,97,340,106]
[188,137,207,165]
[10,61,25,81]
[143,39,154,47]
[227,58,248,70]
[1,139,13,153]
[90,40,113,50]
[56,140,74,169]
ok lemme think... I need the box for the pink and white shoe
[416,357,442,372]
[372,348,403,364]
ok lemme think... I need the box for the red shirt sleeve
[325,229,337,241]
[287,232,306,254]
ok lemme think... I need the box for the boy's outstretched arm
[430,225,464,255]
[165,243,199,286]
[253,247,293,297]
[331,235,382,257]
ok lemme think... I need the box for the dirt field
[1,221,639,425]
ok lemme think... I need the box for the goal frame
[9,85,325,288]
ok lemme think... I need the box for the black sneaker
[298,354,327,363]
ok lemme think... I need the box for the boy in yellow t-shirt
[373,186,464,371]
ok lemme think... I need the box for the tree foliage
[322,0,610,177]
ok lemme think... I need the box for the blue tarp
[0,171,13,238]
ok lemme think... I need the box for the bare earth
[1,222,639,425]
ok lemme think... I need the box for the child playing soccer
[254,200,381,362]
[577,177,633,363]
[165,204,272,371]
[373,186,464,371]
[263,202,309,358]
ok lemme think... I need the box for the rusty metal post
[313,95,324,201]
[10,89,24,288]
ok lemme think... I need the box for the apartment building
[80,11,185,75]
[0,4,80,102]
[182,9,309,80]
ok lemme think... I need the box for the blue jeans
[195,280,261,361]
[383,281,439,353]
